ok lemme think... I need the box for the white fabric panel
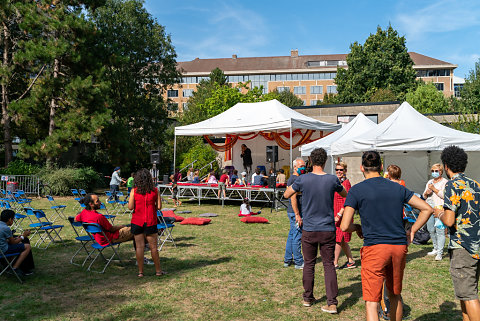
[384,153,430,194]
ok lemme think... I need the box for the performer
[240,144,253,177]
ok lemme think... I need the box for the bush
[37,166,102,196]
[0,160,41,175]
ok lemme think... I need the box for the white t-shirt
[423,177,448,208]
[240,203,251,214]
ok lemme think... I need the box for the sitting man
[75,194,134,246]
[0,209,34,277]
[277,169,286,187]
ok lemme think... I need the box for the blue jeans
[110,184,119,201]
[426,215,446,252]
[284,212,304,266]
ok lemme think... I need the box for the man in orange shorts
[340,151,432,321]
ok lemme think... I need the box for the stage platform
[157,183,287,208]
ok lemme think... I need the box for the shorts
[131,223,158,235]
[218,182,226,191]
[172,187,178,199]
[360,244,407,302]
[5,243,26,254]
[449,248,480,301]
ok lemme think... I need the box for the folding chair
[71,189,83,210]
[104,191,119,214]
[157,210,176,251]
[46,195,67,222]
[98,203,116,223]
[24,207,50,241]
[82,223,124,273]
[16,190,32,206]
[67,217,94,266]
[115,192,130,215]
[79,189,87,197]
[29,209,64,249]
[0,248,23,283]
[13,212,27,232]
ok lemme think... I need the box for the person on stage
[240,144,253,177]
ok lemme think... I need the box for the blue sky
[145,0,480,78]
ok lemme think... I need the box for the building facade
[167,50,457,113]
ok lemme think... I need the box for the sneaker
[427,249,438,256]
[340,261,356,269]
[321,304,338,314]
[294,264,304,270]
[283,261,293,268]
[435,253,443,261]
[303,300,314,307]
[335,264,340,270]
[23,269,34,276]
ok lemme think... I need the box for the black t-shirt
[344,176,414,246]
[286,175,302,214]
[241,148,252,165]
[292,173,343,232]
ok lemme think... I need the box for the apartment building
[167,50,457,113]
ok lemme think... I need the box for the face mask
[431,172,440,178]
[297,167,306,175]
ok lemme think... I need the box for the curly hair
[134,168,155,195]
[362,151,382,173]
[441,146,468,173]
[310,148,327,167]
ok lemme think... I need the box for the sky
[144,0,480,78]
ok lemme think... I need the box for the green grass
[0,196,465,320]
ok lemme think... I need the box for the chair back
[24,207,35,216]
[79,189,87,196]
[71,189,79,196]
[82,222,103,234]
[34,210,47,219]
[68,216,85,237]
[46,195,54,202]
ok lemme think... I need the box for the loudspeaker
[266,145,278,163]
[150,150,160,164]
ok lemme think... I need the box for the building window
[183,89,193,97]
[310,99,322,105]
[167,102,178,111]
[417,69,451,77]
[327,85,337,94]
[167,90,178,98]
[454,84,464,97]
[182,102,189,111]
[434,83,444,91]
[302,100,306,105]
[277,86,290,93]
[294,86,306,94]
[310,86,323,94]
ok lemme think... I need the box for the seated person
[192,169,200,183]
[252,168,262,185]
[260,170,269,186]
[231,170,239,185]
[186,168,194,182]
[0,209,34,276]
[276,169,286,185]
[75,194,134,246]
[240,171,247,186]
[203,170,217,184]
[239,198,261,216]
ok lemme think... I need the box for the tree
[460,58,480,112]
[264,89,304,107]
[406,82,450,114]
[335,25,417,103]
[89,0,181,172]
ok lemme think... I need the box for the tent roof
[300,113,377,156]
[175,99,341,136]
[332,101,480,155]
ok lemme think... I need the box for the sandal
[138,272,144,278]
[155,271,167,276]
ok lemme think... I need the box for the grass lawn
[0,196,465,320]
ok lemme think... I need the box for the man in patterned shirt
[437,145,480,321]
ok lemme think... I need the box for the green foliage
[369,88,398,102]
[460,58,480,112]
[179,140,219,177]
[37,166,102,196]
[335,25,417,103]
[0,160,40,175]
[450,113,480,134]
[406,82,450,113]
[264,89,304,107]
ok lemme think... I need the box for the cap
[241,171,246,176]
[114,166,121,171]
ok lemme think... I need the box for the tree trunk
[1,21,13,166]
[46,57,59,167]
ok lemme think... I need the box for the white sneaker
[427,249,438,256]
[435,253,443,261]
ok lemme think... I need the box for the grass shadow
[414,301,462,321]
[406,247,430,263]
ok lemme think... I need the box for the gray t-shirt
[292,173,343,232]
[0,221,12,253]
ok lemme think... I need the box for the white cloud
[394,0,480,40]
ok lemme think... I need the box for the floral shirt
[443,173,480,259]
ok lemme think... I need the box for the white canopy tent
[300,113,378,174]
[330,102,480,193]
[174,99,341,172]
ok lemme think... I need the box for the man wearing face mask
[423,163,448,261]
[283,157,306,270]
[110,166,126,201]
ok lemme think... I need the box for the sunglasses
[431,170,439,172]
[335,169,344,172]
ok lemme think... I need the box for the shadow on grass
[406,247,430,263]
[162,256,232,274]
[315,275,363,311]
[414,301,462,321]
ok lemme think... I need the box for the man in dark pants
[240,144,252,178]
[284,148,346,313]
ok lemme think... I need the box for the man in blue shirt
[341,151,432,321]
[284,148,346,314]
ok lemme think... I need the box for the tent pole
[289,125,293,174]
[173,134,177,173]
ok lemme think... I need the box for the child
[127,172,134,196]
[192,170,200,183]
[239,198,261,216]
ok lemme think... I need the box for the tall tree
[90,0,180,171]
[265,89,304,107]
[460,58,480,112]
[406,82,450,113]
[335,25,417,103]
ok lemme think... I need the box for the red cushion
[238,211,259,217]
[180,217,211,225]
[162,210,184,222]
[240,216,269,223]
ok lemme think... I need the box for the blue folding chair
[46,195,67,222]
[71,189,83,210]
[82,223,124,273]
[104,191,118,213]
[67,217,94,266]
[98,203,116,223]
[27,209,64,249]
[157,210,176,251]
[0,248,23,283]
[115,192,130,215]
[13,212,27,232]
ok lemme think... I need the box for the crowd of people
[284,146,480,321]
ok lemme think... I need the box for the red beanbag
[238,211,260,217]
[162,210,185,222]
[180,217,211,225]
[240,216,269,224]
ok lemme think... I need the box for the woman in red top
[333,162,355,269]
[128,168,164,277]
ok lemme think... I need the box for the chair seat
[74,197,82,201]
[116,201,128,205]
[30,222,52,228]
[91,242,120,249]
[51,205,66,209]
[15,214,26,219]
[157,223,174,229]
[2,251,21,258]
[40,224,63,230]
[103,215,116,219]
[76,235,93,241]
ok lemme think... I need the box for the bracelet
[438,211,445,220]
[337,213,343,217]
